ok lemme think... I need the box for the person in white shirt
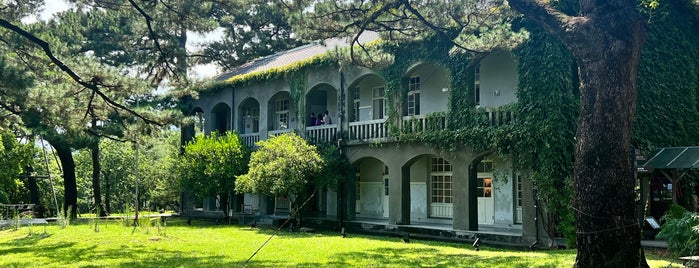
[323,110,332,125]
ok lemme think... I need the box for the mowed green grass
[0,218,681,268]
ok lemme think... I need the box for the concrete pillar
[389,164,410,225]
[345,171,357,221]
[453,159,475,230]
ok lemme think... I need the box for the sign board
[645,216,661,230]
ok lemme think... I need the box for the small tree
[177,131,249,217]
[235,133,323,226]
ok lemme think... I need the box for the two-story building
[182,33,544,246]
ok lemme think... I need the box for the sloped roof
[214,32,380,82]
[641,146,699,169]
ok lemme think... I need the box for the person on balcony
[323,111,332,125]
[315,113,323,126]
[309,113,316,127]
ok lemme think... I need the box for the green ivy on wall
[633,0,699,150]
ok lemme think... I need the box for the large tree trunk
[91,142,107,217]
[509,1,647,266]
[568,8,647,268]
[51,141,78,219]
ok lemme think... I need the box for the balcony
[239,133,260,148]
[348,118,389,142]
[306,124,338,144]
[401,114,447,134]
[232,109,514,147]
[479,108,515,127]
[268,128,294,137]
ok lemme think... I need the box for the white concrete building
[183,34,543,246]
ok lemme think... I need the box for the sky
[28,0,221,79]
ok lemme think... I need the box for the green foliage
[0,130,34,203]
[657,211,699,257]
[314,144,349,192]
[633,0,699,150]
[666,203,688,220]
[177,131,249,205]
[72,131,181,214]
[200,0,302,70]
[511,23,578,245]
[235,133,323,204]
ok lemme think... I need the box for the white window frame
[351,87,361,122]
[408,76,420,116]
[372,86,387,120]
[477,161,493,198]
[275,98,289,130]
[430,157,453,204]
[516,175,523,224]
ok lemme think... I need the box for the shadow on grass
[323,246,574,268]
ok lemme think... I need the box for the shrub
[657,211,699,257]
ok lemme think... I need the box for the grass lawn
[0,218,683,267]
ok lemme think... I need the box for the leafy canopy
[178,131,249,200]
[235,133,323,200]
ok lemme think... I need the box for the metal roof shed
[641,146,699,203]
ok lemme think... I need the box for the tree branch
[0,17,162,126]
[508,0,577,42]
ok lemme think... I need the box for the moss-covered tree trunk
[510,1,647,266]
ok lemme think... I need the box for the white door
[359,182,383,218]
[477,176,494,224]
[244,117,252,134]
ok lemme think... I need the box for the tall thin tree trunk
[104,171,111,214]
[91,141,107,217]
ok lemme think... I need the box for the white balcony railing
[401,114,447,134]
[306,124,338,143]
[239,133,260,148]
[268,128,294,137]
[481,108,515,127]
[430,203,453,218]
[348,118,389,141]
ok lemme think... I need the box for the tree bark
[104,170,111,214]
[91,141,108,217]
[509,1,647,266]
[51,141,78,219]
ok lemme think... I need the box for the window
[474,65,480,105]
[351,87,360,122]
[275,98,289,130]
[384,165,389,196]
[477,160,493,198]
[408,76,420,116]
[516,175,523,223]
[372,87,386,119]
[430,158,453,203]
